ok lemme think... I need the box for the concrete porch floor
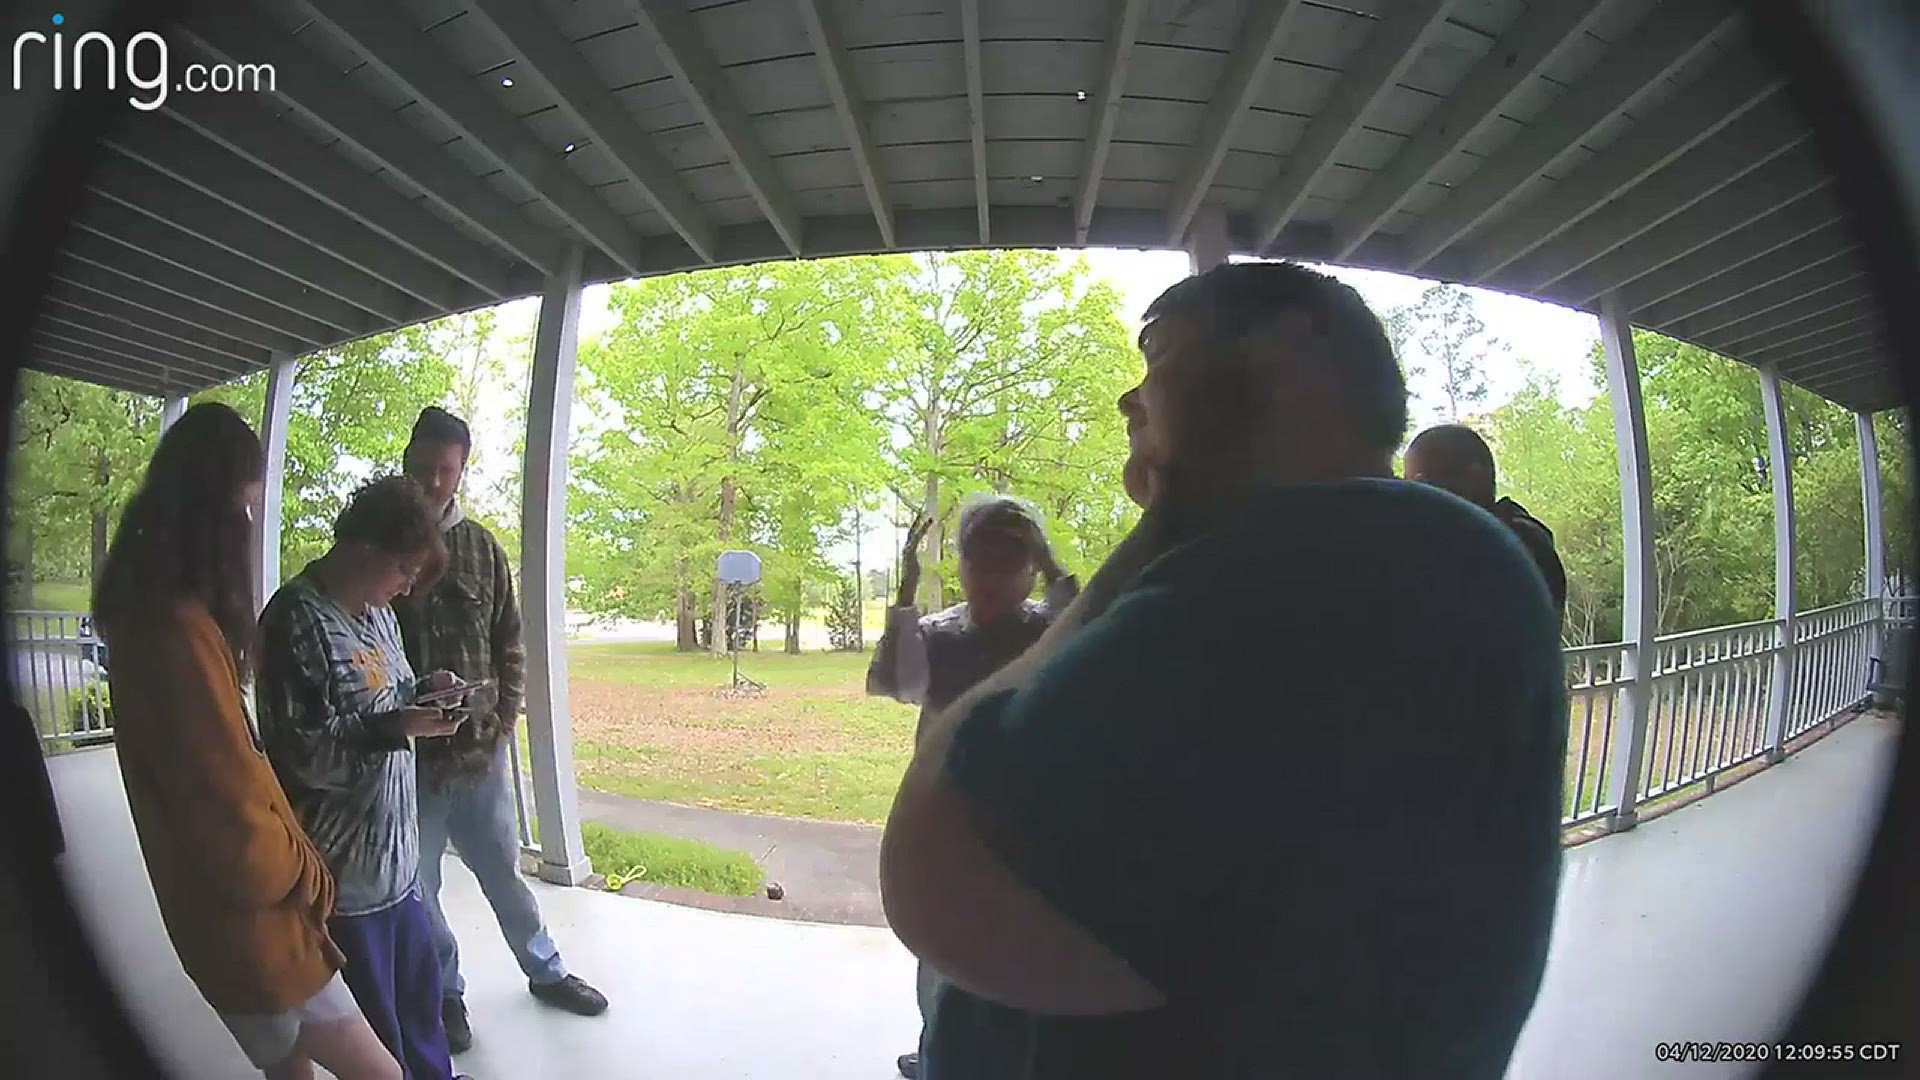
[42,715,1897,1079]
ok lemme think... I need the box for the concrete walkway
[578,789,884,926]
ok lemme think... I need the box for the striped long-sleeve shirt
[257,573,424,917]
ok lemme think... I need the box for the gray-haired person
[867,494,1079,1079]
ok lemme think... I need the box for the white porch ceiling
[20,0,1897,411]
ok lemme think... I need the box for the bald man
[1403,424,1567,620]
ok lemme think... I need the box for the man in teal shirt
[881,262,1565,1078]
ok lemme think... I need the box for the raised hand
[1023,518,1064,581]
[897,515,934,607]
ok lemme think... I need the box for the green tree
[1874,410,1914,591]
[573,258,893,650]
[1484,329,1905,643]
[193,324,458,574]
[7,373,160,595]
[1386,283,1501,422]
[1483,368,1622,645]
[874,251,1139,608]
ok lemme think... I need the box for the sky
[463,249,1607,574]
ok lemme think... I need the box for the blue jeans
[418,741,567,999]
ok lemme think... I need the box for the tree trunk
[89,449,110,582]
[852,506,863,652]
[675,576,699,651]
[19,528,33,601]
[784,611,800,655]
[713,476,737,654]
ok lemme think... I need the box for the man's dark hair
[408,406,472,461]
[1141,260,1408,452]
[334,475,441,557]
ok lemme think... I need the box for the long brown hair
[92,403,264,678]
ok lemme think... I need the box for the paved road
[569,616,840,650]
[577,789,884,926]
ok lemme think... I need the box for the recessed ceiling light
[501,76,514,87]
[1075,90,1087,101]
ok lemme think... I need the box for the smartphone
[418,677,495,706]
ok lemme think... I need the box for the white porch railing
[1637,617,1780,803]
[1562,642,1630,826]
[8,611,113,747]
[9,597,1912,845]
[1562,595,1910,828]
[1887,594,1918,627]
[508,729,538,855]
[1786,599,1878,740]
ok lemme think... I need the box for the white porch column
[519,244,590,886]
[1760,364,1798,759]
[1185,204,1229,273]
[1857,412,1887,653]
[1599,293,1657,829]
[159,395,186,433]
[257,353,296,612]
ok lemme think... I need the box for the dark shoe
[529,974,608,1016]
[442,997,473,1054]
[898,1052,920,1078]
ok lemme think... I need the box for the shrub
[825,576,863,652]
[64,682,115,744]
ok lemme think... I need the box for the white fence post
[1599,293,1657,829]
[1759,364,1797,759]
[1857,411,1887,663]
[257,353,296,613]
[519,244,591,886]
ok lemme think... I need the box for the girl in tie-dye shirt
[257,476,463,1080]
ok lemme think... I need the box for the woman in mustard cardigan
[94,403,400,1080]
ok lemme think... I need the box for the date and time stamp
[1655,1042,1903,1064]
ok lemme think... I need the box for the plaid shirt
[256,573,421,917]
[393,511,525,787]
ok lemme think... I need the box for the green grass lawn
[580,822,763,896]
[565,641,912,824]
[538,633,1862,837]
[13,580,90,612]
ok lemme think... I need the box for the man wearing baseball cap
[868,493,1079,1078]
